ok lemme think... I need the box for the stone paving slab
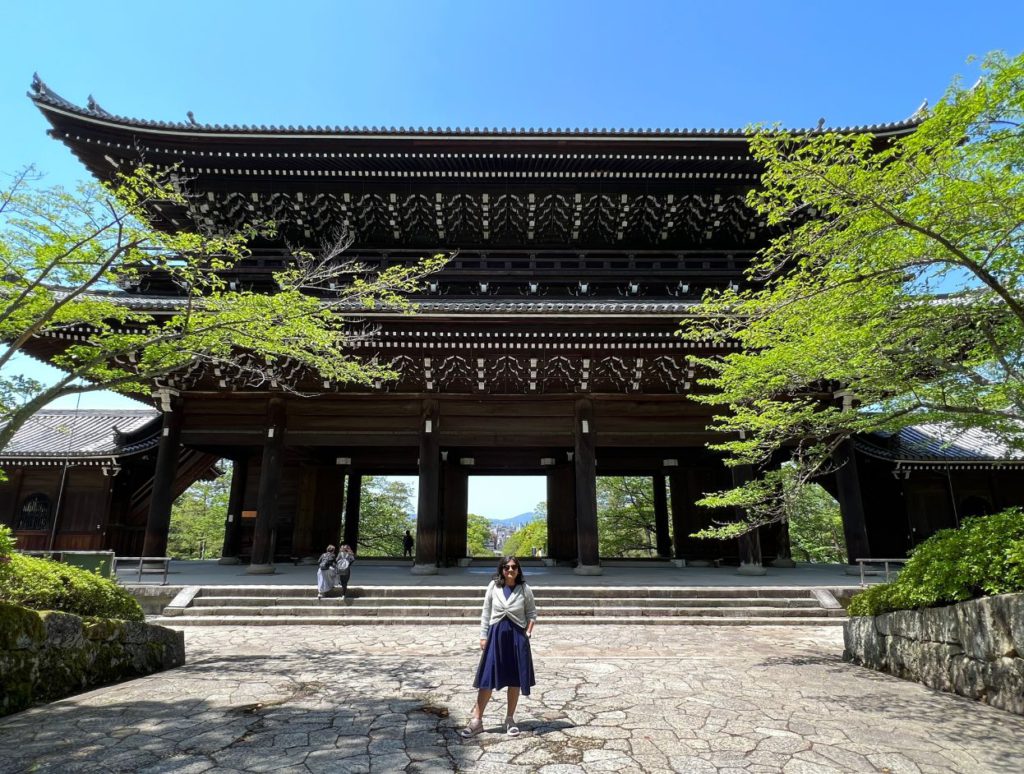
[1,624,1022,773]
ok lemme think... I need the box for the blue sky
[2,1,1021,516]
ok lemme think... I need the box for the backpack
[335,556,350,572]
[318,554,335,571]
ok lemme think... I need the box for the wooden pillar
[291,464,317,560]
[248,398,285,574]
[342,472,362,550]
[312,466,346,552]
[732,465,766,576]
[652,474,672,558]
[142,399,183,557]
[834,440,871,564]
[770,520,796,568]
[573,398,601,574]
[412,400,441,574]
[442,463,469,564]
[218,455,248,564]
[669,470,705,561]
[546,462,576,562]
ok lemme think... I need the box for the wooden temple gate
[19,78,1014,573]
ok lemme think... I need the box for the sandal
[460,718,483,738]
[505,717,520,737]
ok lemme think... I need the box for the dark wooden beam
[342,472,362,551]
[142,400,183,556]
[653,474,672,558]
[412,400,441,574]
[248,398,285,573]
[573,398,601,574]
[218,455,248,563]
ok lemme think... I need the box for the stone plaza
[2,622,1023,773]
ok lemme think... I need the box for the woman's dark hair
[493,555,525,588]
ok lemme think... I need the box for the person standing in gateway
[461,555,537,738]
[402,529,415,559]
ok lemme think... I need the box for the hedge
[848,508,1024,617]
[0,526,143,622]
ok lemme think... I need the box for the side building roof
[0,409,161,466]
[855,423,1024,469]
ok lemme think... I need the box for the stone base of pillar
[573,563,603,576]
[671,559,687,568]
[687,559,712,567]
[456,557,472,567]
[410,563,439,575]
[737,562,767,576]
[217,556,241,565]
[770,557,797,568]
[246,563,276,575]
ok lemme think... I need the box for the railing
[19,550,115,578]
[113,556,172,585]
[854,557,909,587]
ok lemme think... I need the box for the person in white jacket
[461,556,538,738]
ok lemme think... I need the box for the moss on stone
[0,603,46,650]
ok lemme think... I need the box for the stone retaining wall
[844,593,1024,715]
[0,602,185,717]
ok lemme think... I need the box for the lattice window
[15,493,52,531]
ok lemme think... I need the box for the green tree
[502,518,547,558]
[356,476,415,556]
[467,512,494,557]
[0,167,445,451]
[682,52,1024,533]
[597,477,658,557]
[166,467,230,559]
[785,478,846,564]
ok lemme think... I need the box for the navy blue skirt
[473,617,535,695]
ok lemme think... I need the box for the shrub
[0,528,143,622]
[848,508,1024,616]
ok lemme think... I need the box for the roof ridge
[29,74,922,138]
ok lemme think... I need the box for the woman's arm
[524,585,537,637]
[479,581,494,644]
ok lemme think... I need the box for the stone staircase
[154,585,847,626]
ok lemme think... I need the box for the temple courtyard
[2,622,1022,773]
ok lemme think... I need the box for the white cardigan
[479,580,538,638]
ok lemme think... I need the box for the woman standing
[461,555,537,738]
[316,545,336,600]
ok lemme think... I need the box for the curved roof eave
[29,75,923,142]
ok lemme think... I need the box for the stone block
[41,611,85,650]
[887,609,922,640]
[918,606,960,644]
[990,594,1024,657]
[916,642,960,692]
[886,636,917,680]
[0,603,46,650]
[949,655,987,700]
[986,657,1024,715]
[873,611,891,636]
[956,596,1016,660]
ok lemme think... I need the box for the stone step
[187,585,825,600]
[153,615,845,627]
[189,595,821,609]
[165,604,840,618]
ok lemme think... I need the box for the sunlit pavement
[2,624,1022,773]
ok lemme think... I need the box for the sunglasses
[503,564,519,570]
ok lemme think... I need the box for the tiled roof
[856,423,1024,464]
[0,409,161,460]
[47,290,698,316]
[29,74,921,139]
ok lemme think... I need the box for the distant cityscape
[487,511,539,553]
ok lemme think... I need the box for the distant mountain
[488,511,539,529]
